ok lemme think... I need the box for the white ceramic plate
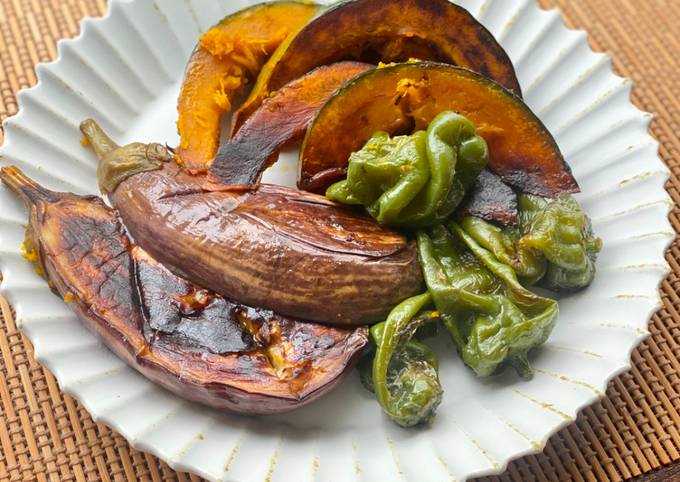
[0,1,673,480]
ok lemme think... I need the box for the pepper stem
[80,119,120,160]
[508,352,533,380]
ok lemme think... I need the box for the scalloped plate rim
[0,0,674,480]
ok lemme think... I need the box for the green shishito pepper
[367,293,443,427]
[327,111,488,228]
[519,194,602,291]
[417,224,558,379]
[340,112,601,426]
[461,194,602,291]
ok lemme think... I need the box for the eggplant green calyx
[327,111,488,228]
[80,119,172,194]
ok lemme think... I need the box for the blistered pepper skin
[327,111,488,228]
[327,131,431,223]
[368,293,443,427]
[460,194,602,291]
[417,224,558,379]
[519,195,602,291]
[460,216,547,286]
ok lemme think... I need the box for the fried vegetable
[0,166,368,414]
[81,120,423,325]
[460,194,602,290]
[369,293,443,427]
[328,130,430,221]
[176,1,319,172]
[460,216,546,285]
[300,62,578,197]
[232,0,520,131]
[327,111,488,228]
[459,169,518,226]
[417,224,558,379]
[519,194,602,291]
[210,61,371,189]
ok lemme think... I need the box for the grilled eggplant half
[0,166,368,414]
[80,120,424,326]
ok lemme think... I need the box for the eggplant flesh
[80,120,424,325]
[0,166,368,414]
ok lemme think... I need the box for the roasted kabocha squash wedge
[300,62,578,198]
[176,1,319,173]
[210,61,371,189]
[232,0,520,132]
[80,120,423,326]
[0,166,368,414]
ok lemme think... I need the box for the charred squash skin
[0,166,368,414]
[80,121,424,326]
[210,61,372,189]
[232,0,520,132]
[460,170,518,226]
[176,1,319,173]
[300,62,579,198]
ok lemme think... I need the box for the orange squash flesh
[209,61,371,189]
[231,0,520,134]
[176,1,319,173]
[300,62,579,198]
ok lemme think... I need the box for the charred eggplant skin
[0,166,368,414]
[113,162,422,325]
[80,121,424,325]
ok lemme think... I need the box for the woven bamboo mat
[0,0,678,480]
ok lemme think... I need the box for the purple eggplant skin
[80,120,424,326]
[0,165,368,414]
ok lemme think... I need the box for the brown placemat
[0,0,677,481]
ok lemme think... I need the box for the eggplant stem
[0,166,60,206]
[80,119,119,160]
[79,119,170,194]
